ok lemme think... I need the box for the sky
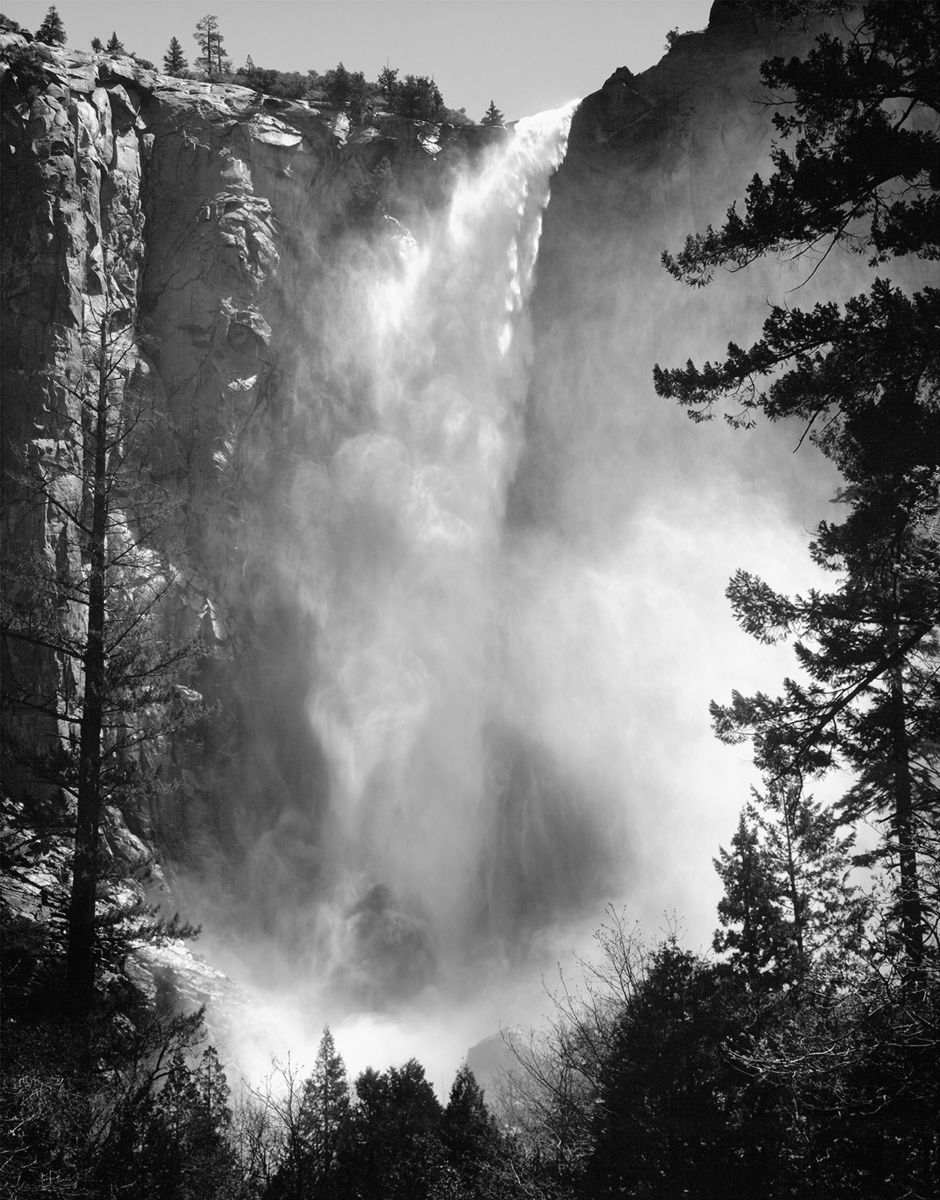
[3,0,715,120]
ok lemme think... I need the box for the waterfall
[293,105,582,1004]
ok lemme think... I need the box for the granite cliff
[1,4,842,1007]
[1,36,498,900]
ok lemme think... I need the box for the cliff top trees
[194,13,230,79]
[377,63,399,104]
[397,73,443,121]
[481,99,505,126]
[35,5,65,46]
[654,0,939,977]
[163,35,188,76]
[322,60,367,114]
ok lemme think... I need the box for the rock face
[0,37,497,893]
[511,4,849,536]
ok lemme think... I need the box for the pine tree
[193,13,230,78]
[481,99,505,126]
[163,35,188,77]
[1,271,205,1022]
[441,1065,500,1190]
[753,775,867,977]
[343,1060,446,1199]
[105,31,124,54]
[377,64,399,104]
[196,1045,233,1131]
[323,61,351,108]
[35,6,65,46]
[714,780,868,987]
[714,809,788,988]
[587,942,762,1198]
[143,1047,237,1197]
[91,36,103,52]
[654,0,940,979]
[298,1027,350,1192]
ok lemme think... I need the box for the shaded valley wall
[504,5,859,931]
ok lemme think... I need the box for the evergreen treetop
[163,35,188,76]
[194,12,230,78]
[35,5,65,46]
[481,99,505,126]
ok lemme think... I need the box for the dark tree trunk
[65,316,110,1021]
[889,663,924,976]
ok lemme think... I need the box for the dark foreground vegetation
[2,1,938,1197]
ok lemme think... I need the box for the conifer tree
[144,1047,237,1197]
[105,30,124,54]
[587,942,756,1198]
[1,270,205,1021]
[298,1027,350,1191]
[377,63,399,103]
[753,775,867,976]
[194,13,230,78]
[654,0,940,978]
[163,35,188,76]
[344,1059,446,1199]
[714,809,787,988]
[323,61,352,108]
[715,780,869,987]
[481,99,505,126]
[442,1065,500,1190]
[35,5,65,46]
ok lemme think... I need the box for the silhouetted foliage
[714,810,789,989]
[655,0,940,978]
[377,64,399,103]
[35,5,64,46]
[341,1059,446,1199]
[194,12,230,78]
[481,99,505,126]
[163,35,188,76]
[650,2,940,1195]
[322,61,368,117]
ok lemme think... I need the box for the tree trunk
[889,662,924,977]
[65,316,110,1020]
[780,787,807,976]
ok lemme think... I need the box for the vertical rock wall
[0,37,493,892]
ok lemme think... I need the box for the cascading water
[295,104,594,1006]
[208,89,831,1082]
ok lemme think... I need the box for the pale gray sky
[4,0,714,120]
